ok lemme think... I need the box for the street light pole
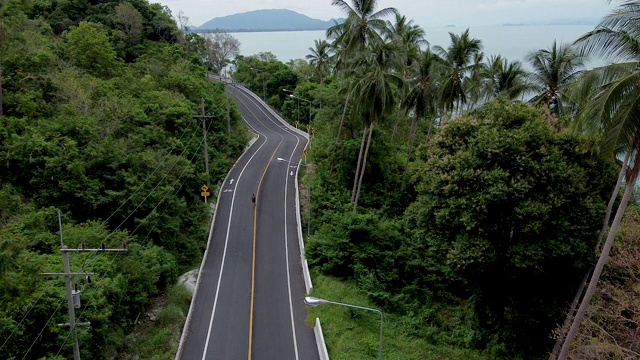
[289,94,312,136]
[305,296,384,360]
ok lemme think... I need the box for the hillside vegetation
[230,0,640,358]
[0,1,247,358]
[2,0,639,358]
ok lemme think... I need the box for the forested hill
[196,9,344,32]
[0,0,247,359]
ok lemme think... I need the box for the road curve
[177,81,318,360]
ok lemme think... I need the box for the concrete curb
[176,79,325,358]
[314,318,330,360]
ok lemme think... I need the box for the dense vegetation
[0,0,248,359]
[2,0,639,359]
[230,0,639,358]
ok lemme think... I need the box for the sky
[152,0,614,28]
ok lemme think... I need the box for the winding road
[176,81,319,360]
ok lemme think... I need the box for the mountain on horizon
[196,9,344,32]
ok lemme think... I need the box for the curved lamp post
[304,296,383,360]
[282,90,314,239]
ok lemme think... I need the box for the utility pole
[41,211,127,360]
[192,98,217,188]
[226,96,231,137]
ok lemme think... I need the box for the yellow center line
[248,139,283,360]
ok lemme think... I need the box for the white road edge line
[234,85,305,360]
[284,134,302,360]
[200,111,269,360]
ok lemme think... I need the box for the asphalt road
[177,82,318,360]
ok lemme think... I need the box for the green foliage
[307,273,492,360]
[63,21,122,77]
[404,99,617,356]
[0,1,248,358]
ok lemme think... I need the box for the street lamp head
[282,88,293,93]
[289,94,295,99]
[304,296,328,307]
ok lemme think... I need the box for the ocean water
[231,25,611,69]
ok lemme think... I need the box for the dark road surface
[177,82,318,360]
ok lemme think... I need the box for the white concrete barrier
[314,318,330,360]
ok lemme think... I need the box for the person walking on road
[251,193,256,208]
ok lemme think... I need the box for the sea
[230,25,612,70]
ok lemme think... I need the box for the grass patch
[124,284,192,359]
[307,273,491,360]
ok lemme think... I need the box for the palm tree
[402,48,444,171]
[433,29,483,115]
[559,1,640,357]
[306,39,333,84]
[383,14,428,142]
[327,0,397,59]
[526,41,585,116]
[348,40,404,212]
[328,0,397,144]
[384,13,427,69]
[480,55,530,102]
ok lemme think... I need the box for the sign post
[201,185,210,203]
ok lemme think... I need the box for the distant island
[195,9,344,33]
[502,17,600,26]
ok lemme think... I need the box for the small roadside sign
[303,149,308,156]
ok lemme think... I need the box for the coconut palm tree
[481,55,530,102]
[347,40,404,212]
[327,0,397,59]
[328,0,397,144]
[526,41,585,116]
[402,48,445,171]
[433,29,483,115]
[384,13,427,69]
[306,39,333,84]
[383,14,428,142]
[559,1,640,358]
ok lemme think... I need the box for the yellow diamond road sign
[201,185,209,191]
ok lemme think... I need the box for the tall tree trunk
[425,115,435,142]
[559,147,640,359]
[552,152,631,358]
[596,151,630,250]
[351,126,368,204]
[549,271,590,359]
[391,107,402,143]
[332,92,353,174]
[0,65,3,118]
[336,92,352,143]
[353,122,374,213]
[404,115,419,175]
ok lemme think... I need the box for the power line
[55,134,209,358]
[0,279,57,353]
[21,297,66,360]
